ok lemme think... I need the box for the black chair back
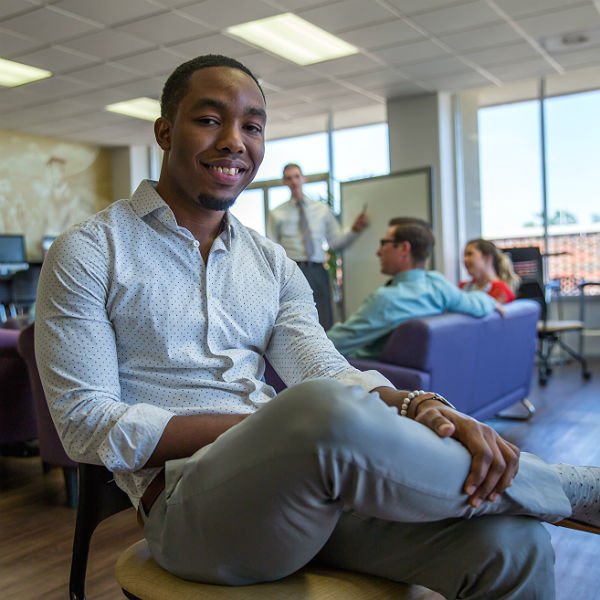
[70,464,131,600]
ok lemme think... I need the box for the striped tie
[297,200,315,259]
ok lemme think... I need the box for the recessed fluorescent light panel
[226,13,359,65]
[0,57,52,87]
[105,97,161,121]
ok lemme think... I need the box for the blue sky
[479,88,600,238]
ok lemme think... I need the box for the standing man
[36,54,600,599]
[268,163,368,329]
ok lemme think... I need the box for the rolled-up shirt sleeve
[35,227,174,473]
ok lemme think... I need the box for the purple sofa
[265,300,540,421]
[348,299,540,420]
[0,327,37,453]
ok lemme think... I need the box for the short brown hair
[389,218,435,263]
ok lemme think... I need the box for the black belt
[295,261,322,267]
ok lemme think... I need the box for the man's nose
[216,124,244,153]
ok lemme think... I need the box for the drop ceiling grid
[0,0,596,145]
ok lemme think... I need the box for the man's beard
[195,194,237,211]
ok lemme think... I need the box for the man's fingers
[414,406,455,437]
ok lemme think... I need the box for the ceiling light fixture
[226,13,359,65]
[0,57,52,87]
[105,97,161,121]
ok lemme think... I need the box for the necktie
[297,200,315,260]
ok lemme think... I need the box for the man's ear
[154,117,172,151]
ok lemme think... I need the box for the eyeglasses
[379,239,397,247]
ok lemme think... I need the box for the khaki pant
[142,380,569,599]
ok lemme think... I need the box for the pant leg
[143,379,570,585]
[298,262,333,330]
[315,512,555,600]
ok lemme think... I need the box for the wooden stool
[116,539,442,600]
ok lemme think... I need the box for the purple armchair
[348,300,541,420]
[17,323,78,507]
[265,300,540,421]
[0,327,37,454]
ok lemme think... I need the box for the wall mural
[0,130,112,261]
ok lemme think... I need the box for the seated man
[36,54,599,600]
[328,218,498,358]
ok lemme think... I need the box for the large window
[478,90,600,293]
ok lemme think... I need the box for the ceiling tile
[410,1,502,35]
[517,5,600,38]
[371,79,428,98]
[0,27,40,56]
[400,56,473,79]
[464,42,541,68]
[384,0,469,16]
[60,29,155,60]
[53,0,164,26]
[421,70,493,91]
[262,66,327,89]
[0,88,36,113]
[339,19,423,50]
[117,11,211,44]
[266,0,332,9]
[554,47,600,69]
[310,53,382,77]
[486,57,557,81]
[237,52,292,78]
[68,63,142,86]
[439,22,523,52]
[340,67,410,89]
[1,6,99,44]
[283,80,348,100]
[298,0,393,33]
[0,0,36,20]
[176,0,279,29]
[19,75,93,100]
[493,0,589,19]
[373,39,448,65]
[113,49,186,76]
[116,77,164,100]
[166,32,254,59]
[70,87,135,109]
[13,45,95,73]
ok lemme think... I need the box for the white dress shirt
[35,180,391,506]
[267,195,357,262]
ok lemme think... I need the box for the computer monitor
[0,234,26,264]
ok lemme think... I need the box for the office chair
[72,463,438,600]
[504,246,591,386]
[578,281,600,358]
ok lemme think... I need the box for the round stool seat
[116,540,441,600]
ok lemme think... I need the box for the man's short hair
[388,218,435,263]
[282,163,303,177]
[160,54,265,121]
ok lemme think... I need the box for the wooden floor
[1,358,599,599]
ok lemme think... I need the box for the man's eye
[196,117,219,125]
[245,124,263,134]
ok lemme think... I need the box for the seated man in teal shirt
[327,218,497,358]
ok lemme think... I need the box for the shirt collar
[391,268,426,284]
[130,179,235,248]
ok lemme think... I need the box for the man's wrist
[409,393,456,419]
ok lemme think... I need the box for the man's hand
[375,387,520,508]
[351,210,369,233]
[494,301,506,317]
[414,398,520,507]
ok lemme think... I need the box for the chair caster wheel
[583,371,592,381]
[539,377,547,386]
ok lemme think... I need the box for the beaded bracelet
[399,389,426,416]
